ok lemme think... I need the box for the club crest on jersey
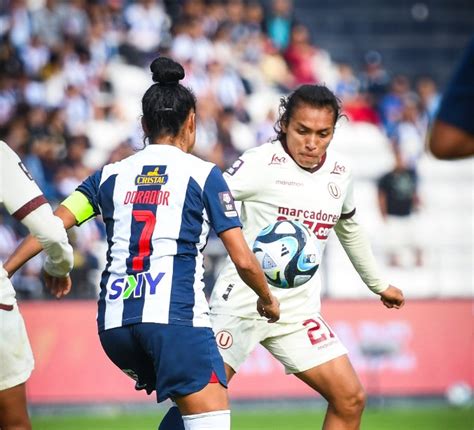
[328,182,341,199]
[215,330,233,349]
[109,271,165,300]
[135,166,168,186]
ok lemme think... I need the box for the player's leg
[295,354,366,430]
[0,383,31,430]
[263,314,364,429]
[159,314,261,430]
[158,364,235,430]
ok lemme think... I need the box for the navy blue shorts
[99,323,227,403]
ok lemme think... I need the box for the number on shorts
[303,318,335,345]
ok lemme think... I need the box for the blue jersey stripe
[169,178,204,323]
[97,174,117,331]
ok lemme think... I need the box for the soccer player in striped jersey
[4,57,279,430]
[0,141,74,430]
[159,84,405,430]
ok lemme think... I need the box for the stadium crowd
[0,0,441,299]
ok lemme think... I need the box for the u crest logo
[215,330,233,349]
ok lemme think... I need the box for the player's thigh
[99,325,155,387]
[174,379,229,415]
[294,354,364,405]
[0,305,34,392]
[262,314,347,374]
[134,324,228,404]
[211,313,269,373]
[0,382,31,429]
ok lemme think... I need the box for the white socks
[182,410,231,430]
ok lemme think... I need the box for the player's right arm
[3,166,100,297]
[1,142,73,282]
[219,227,280,323]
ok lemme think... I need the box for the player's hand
[379,285,405,309]
[257,294,280,323]
[44,272,72,299]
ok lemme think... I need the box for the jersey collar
[280,139,327,173]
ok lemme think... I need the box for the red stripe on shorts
[209,371,219,383]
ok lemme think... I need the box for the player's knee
[332,386,366,418]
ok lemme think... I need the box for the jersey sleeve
[0,141,47,218]
[340,172,356,219]
[76,169,103,217]
[223,150,260,200]
[203,166,242,234]
[0,142,73,277]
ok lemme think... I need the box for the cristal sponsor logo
[268,153,287,165]
[123,190,170,205]
[109,271,165,300]
[135,167,168,186]
[330,161,346,175]
[215,330,233,349]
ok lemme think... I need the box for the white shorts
[0,303,34,390]
[211,313,347,374]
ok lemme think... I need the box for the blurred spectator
[378,74,412,137]
[120,0,171,67]
[390,95,427,174]
[377,149,423,267]
[359,50,390,107]
[416,76,440,124]
[283,23,319,85]
[264,0,295,51]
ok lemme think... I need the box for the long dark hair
[141,57,196,143]
[274,84,342,142]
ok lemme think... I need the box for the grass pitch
[31,405,473,429]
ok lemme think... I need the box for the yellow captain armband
[61,191,96,225]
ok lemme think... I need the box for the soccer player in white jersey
[0,141,74,430]
[158,84,406,430]
[5,57,279,430]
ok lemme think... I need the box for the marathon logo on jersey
[135,166,168,186]
[330,161,346,175]
[109,271,165,300]
[225,158,244,176]
[219,191,238,217]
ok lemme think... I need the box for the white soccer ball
[252,220,320,288]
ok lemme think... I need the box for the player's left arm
[334,215,405,309]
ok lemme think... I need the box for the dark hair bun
[150,57,185,85]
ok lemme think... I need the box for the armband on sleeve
[61,191,96,225]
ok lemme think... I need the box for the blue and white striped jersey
[76,144,241,331]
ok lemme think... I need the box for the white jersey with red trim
[209,140,355,322]
[0,141,73,304]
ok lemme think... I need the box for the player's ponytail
[142,57,196,143]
